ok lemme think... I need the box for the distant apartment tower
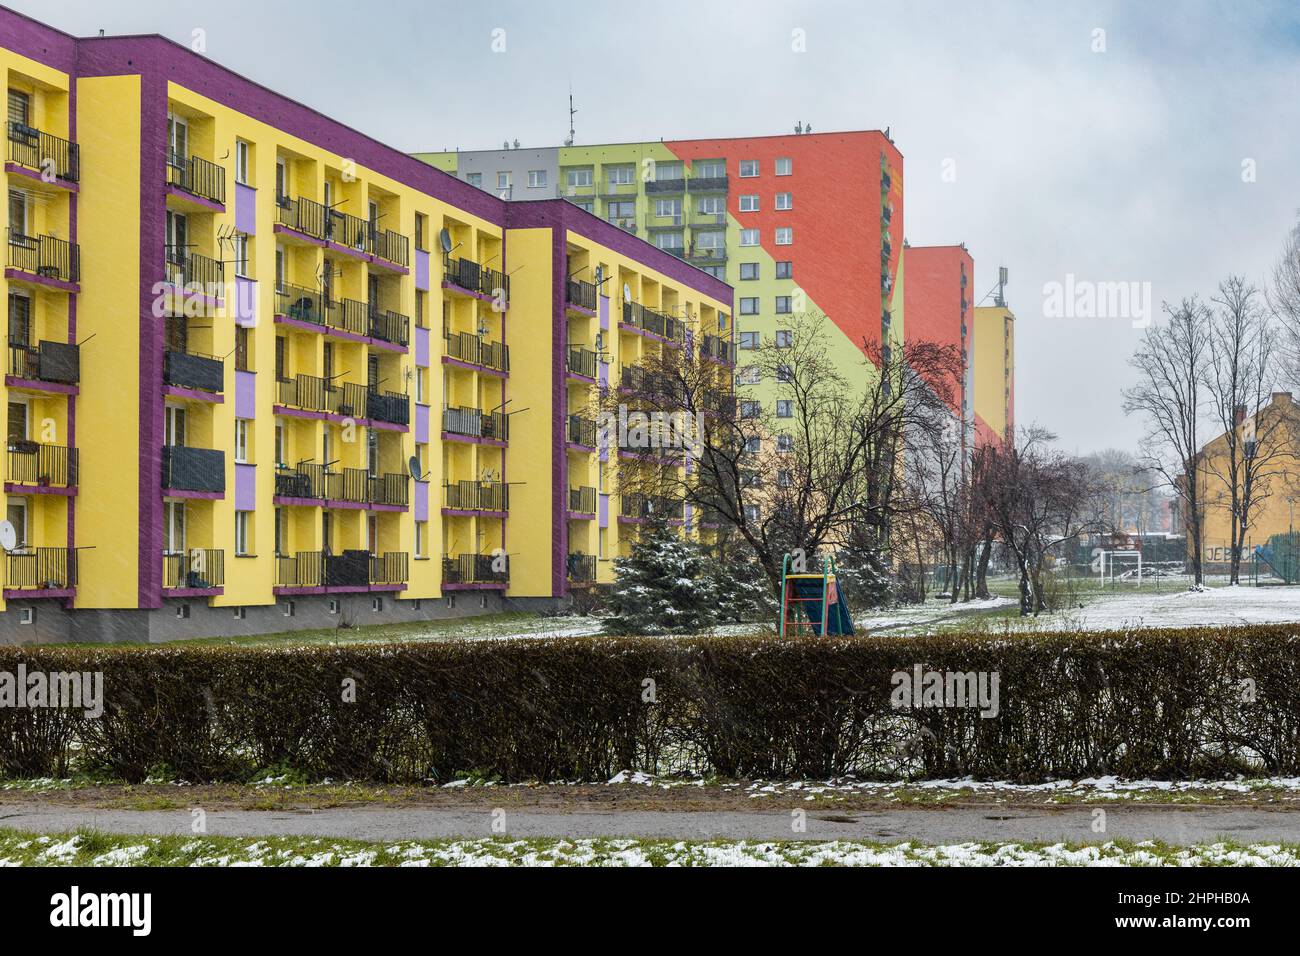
[417,131,905,410]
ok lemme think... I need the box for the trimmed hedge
[0,624,1297,782]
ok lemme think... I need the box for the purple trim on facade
[566,303,597,318]
[235,463,256,510]
[163,385,223,404]
[414,481,429,522]
[565,511,594,522]
[162,489,224,500]
[440,355,507,378]
[164,183,224,212]
[162,587,223,598]
[271,495,407,512]
[442,582,506,592]
[568,442,596,455]
[598,494,609,529]
[235,183,256,233]
[414,404,430,443]
[4,483,76,497]
[4,377,78,396]
[235,370,256,418]
[414,326,430,367]
[234,276,257,326]
[442,509,508,520]
[4,268,79,294]
[3,163,78,192]
[414,249,430,291]
[440,281,497,305]
[567,371,597,385]
[4,588,76,600]
[599,295,609,330]
[441,431,505,448]
[619,322,676,346]
[369,419,407,433]
[274,584,404,595]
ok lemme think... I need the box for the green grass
[2,827,1297,866]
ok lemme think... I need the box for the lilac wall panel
[414,480,429,522]
[599,294,609,331]
[598,361,609,387]
[415,403,430,443]
[598,493,609,529]
[235,463,256,510]
[414,325,430,367]
[235,183,256,234]
[234,276,257,326]
[414,249,430,291]
[235,370,256,418]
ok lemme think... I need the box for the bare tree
[1122,298,1212,585]
[1269,216,1300,392]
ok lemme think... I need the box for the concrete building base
[0,594,570,645]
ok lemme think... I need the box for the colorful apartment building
[903,244,975,447]
[418,132,905,411]
[972,304,1015,444]
[1,8,731,642]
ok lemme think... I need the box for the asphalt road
[2,804,1297,844]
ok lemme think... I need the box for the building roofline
[418,128,901,158]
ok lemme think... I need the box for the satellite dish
[622,283,631,303]
[439,228,453,254]
[0,521,15,552]
[408,455,425,481]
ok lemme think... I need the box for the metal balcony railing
[566,278,597,311]
[7,122,79,181]
[6,229,79,283]
[164,246,224,293]
[167,152,226,205]
[568,485,596,514]
[275,283,333,325]
[161,445,225,494]
[566,553,597,582]
[8,341,80,384]
[6,547,77,590]
[164,350,224,393]
[162,549,225,589]
[442,553,509,585]
[442,405,508,442]
[275,462,327,499]
[443,255,510,302]
[444,480,509,512]
[370,551,408,585]
[700,334,736,365]
[621,493,684,520]
[567,414,597,448]
[566,346,598,379]
[443,330,509,372]
[7,440,77,487]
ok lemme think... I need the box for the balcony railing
[162,445,225,493]
[7,229,79,283]
[8,341,80,384]
[445,480,509,512]
[700,334,736,365]
[686,175,728,193]
[275,462,327,499]
[568,485,596,514]
[7,440,77,487]
[5,547,77,590]
[275,549,406,588]
[566,346,598,379]
[621,493,684,520]
[622,301,682,341]
[442,553,509,585]
[277,195,331,241]
[367,307,410,347]
[566,278,597,311]
[7,122,79,182]
[566,553,597,583]
[367,388,409,426]
[620,364,652,392]
[164,350,224,393]
[646,178,686,194]
[567,414,597,448]
[443,255,510,302]
[276,374,406,425]
[371,551,409,585]
[443,330,509,372]
[276,283,332,325]
[167,152,226,205]
[442,405,508,442]
[164,246,225,293]
[162,549,225,589]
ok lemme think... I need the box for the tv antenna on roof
[564,88,577,147]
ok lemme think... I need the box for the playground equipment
[779,553,855,637]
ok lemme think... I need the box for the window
[415,366,428,404]
[739,331,760,349]
[744,436,761,454]
[607,165,634,186]
[739,366,761,385]
[739,297,759,315]
[8,90,30,128]
[574,200,594,214]
[777,434,794,453]
[234,419,251,462]
[740,400,761,419]
[415,520,428,559]
[233,233,250,277]
[654,161,683,181]
[775,192,792,210]
[777,470,793,488]
[8,189,28,236]
[654,198,682,219]
[775,330,793,348]
[275,336,286,381]
[776,157,792,176]
[775,296,792,314]
[234,140,251,185]
[696,196,725,216]
[775,227,793,245]
[739,194,759,212]
[653,232,684,253]
[739,160,759,177]
[496,171,511,190]
[467,172,482,188]
[695,160,725,179]
[528,169,547,188]
[740,229,759,247]
[744,504,761,522]
[776,364,793,382]
[775,261,793,280]
[696,231,724,252]
[566,168,592,187]
[740,262,759,281]
[701,265,724,279]
[415,213,427,251]
[235,511,252,556]
[776,400,793,418]
[6,498,27,550]
[607,200,635,219]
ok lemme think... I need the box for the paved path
[1,804,1297,844]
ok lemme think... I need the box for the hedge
[0,625,1297,783]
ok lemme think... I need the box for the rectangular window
[775,227,793,245]
[233,233,250,277]
[739,297,759,315]
[775,296,792,314]
[415,213,427,251]
[607,200,635,219]
[7,90,31,127]
[415,366,428,404]
[775,330,793,348]
[654,198,682,219]
[701,265,724,279]
[653,232,684,253]
[775,261,793,279]
[739,194,759,212]
[654,161,683,181]
[775,192,792,210]
[776,363,793,382]
[496,171,511,190]
[574,200,593,214]
[696,231,724,251]
[739,262,759,281]
[739,366,760,385]
[697,196,725,215]
[275,336,286,380]
[235,511,252,556]
[740,229,759,247]
[234,419,251,462]
[528,169,547,188]
[415,520,428,559]
[235,326,250,371]
[467,172,482,188]
[776,400,793,418]
[777,434,794,453]
[739,160,759,177]
[775,157,792,176]
[740,401,761,419]
[695,160,725,179]
[234,140,251,185]
[607,165,634,186]
[739,331,760,349]
[566,168,592,187]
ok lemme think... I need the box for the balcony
[166,152,226,206]
[276,374,407,426]
[7,440,77,489]
[622,301,683,341]
[5,547,77,592]
[566,346,598,380]
[443,553,509,586]
[444,480,508,513]
[567,414,597,448]
[276,194,330,241]
[275,283,331,325]
[8,341,79,386]
[7,122,79,182]
[443,255,510,302]
[317,467,409,508]
[165,246,224,295]
[686,175,728,193]
[276,195,409,267]
[164,350,224,394]
[275,550,408,589]
[442,405,508,442]
[566,278,597,312]
[275,462,327,499]
[620,364,652,392]
[444,330,509,373]
[568,485,596,514]
[566,553,597,583]
[646,178,686,194]
[621,493,684,521]
[6,229,79,285]
[162,445,225,494]
[162,549,225,590]
[367,388,409,426]
[700,334,736,365]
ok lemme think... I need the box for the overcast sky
[17,0,1300,455]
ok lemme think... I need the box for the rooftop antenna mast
[564,88,577,147]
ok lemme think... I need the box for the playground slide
[790,577,856,636]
